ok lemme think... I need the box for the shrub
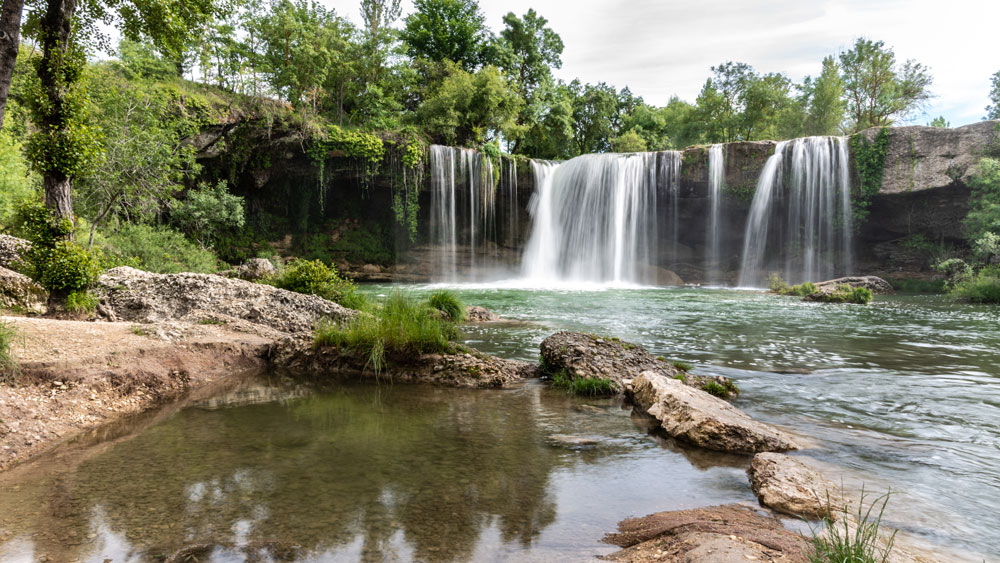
[809,489,896,563]
[9,198,104,295]
[768,273,791,293]
[426,290,466,322]
[671,360,693,372]
[314,292,455,374]
[701,379,740,398]
[886,278,946,293]
[949,268,1000,303]
[65,290,97,314]
[551,369,617,396]
[271,258,367,309]
[100,223,219,274]
[0,319,19,382]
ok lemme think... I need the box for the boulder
[814,276,893,295]
[603,504,810,562]
[95,267,355,334]
[0,266,47,314]
[235,258,277,281]
[0,235,30,269]
[465,305,500,322]
[747,453,836,520]
[631,370,798,454]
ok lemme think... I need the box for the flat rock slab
[631,371,798,454]
[602,504,810,562]
[96,266,355,334]
[748,453,837,520]
[814,276,893,295]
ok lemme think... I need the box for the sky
[322,0,1000,127]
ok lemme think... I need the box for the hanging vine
[850,127,890,227]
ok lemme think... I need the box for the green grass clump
[809,489,896,563]
[769,274,819,297]
[949,268,1000,303]
[551,369,616,396]
[0,319,20,382]
[810,285,873,304]
[671,360,693,372]
[314,292,456,374]
[426,290,467,322]
[701,379,740,398]
[65,290,97,314]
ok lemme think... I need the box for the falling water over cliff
[521,152,681,285]
[738,137,853,287]
[706,144,725,285]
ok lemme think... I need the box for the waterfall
[738,137,853,287]
[428,145,500,281]
[521,152,679,285]
[706,144,725,284]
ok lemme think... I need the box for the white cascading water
[521,152,680,285]
[706,144,725,284]
[738,137,853,287]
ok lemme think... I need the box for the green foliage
[886,278,946,293]
[802,56,846,136]
[851,127,891,225]
[271,258,366,309]
[400,0,490,71]
[11,199,102,293]
[426,290,466,322]
[773,280,818,296]
[65,290,97,314]
[671,360,693,372]
[928,116,949,128]
[314,291,456,374]
[948,267,1000,304]
[935,258,973,285]
[809,284,874,304]
[551,369,616,397]
[0,319,19,382]
[964,158,1000,247]
[169,181,246,248]
[0,134,39,228]
[987,70,1000,121]
[809,489,896,563]
[418,62,523,146]
[768,273,792,293]
[611,130,648,153]
[694,61,797,143]
[701,381,729,398]
[99,223,219,274]
[840,38,932,132]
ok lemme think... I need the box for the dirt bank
[0,316,271,470]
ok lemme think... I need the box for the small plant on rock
[426,290,467,322]
[809,488,896,563]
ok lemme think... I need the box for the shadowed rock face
[0,265,47,313]
[748,453,837,520]
[631,370,798,454]
[539,331,683,392]
[95,267,355,334]
[0,234,30,269]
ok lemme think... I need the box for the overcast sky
[322,0,1000,127]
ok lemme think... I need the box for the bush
[271,258,367,309]
[65,290,98,314]
[767,273,791,293]
[551,369,617,396]
[949,268,1000,303]
[100,224,219,274]
[0,319,19,382]
[886,278,946,293]
[314,292,456,374]
[426,290,466,322]
[809,489,896,563]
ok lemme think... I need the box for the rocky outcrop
[95,267,355,334]
[235,258,277,281]
[0,266,47,314]
[631,371,798,453]
[465,305,501,322]
[603,504,810,562]
[814,276,893,295]
[747,453,836,520]
[0,234,30,269]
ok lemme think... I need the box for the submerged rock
[603,503,810,562]
[465,305,501,322]
[0,234,30,270]
[0,266,47,314]
[814,276,893,295]
[631,371,798,454]
[95,267,355,334]
[747,453,836,520]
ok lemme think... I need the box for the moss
[850,127,890,226]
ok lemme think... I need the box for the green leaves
[400,0,490,72]
[850,127,890,226]
[839,37,933,132]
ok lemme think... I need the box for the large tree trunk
[38,0,78,230]
[0,0,24,130]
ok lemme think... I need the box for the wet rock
[748,453,836,520]
[631,371,798,454]
[95,267,355,334]
[465,305,501,322]
[814,276,893,295]
[549,434,600,447]
[0,234,30,269]
[603,503,810,562]
[0,266,47,314]
[235,258,276,281]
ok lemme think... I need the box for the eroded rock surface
[603,504,810,562]
[95,267,354,333]
[748,453,836,519]
[631,371,798,453]
[0,234,29,269]
[814,276,893,295]
[0,266,47,314]
[465,305,501,322]
[235,258,277,281]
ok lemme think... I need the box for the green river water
[0,286,998,561]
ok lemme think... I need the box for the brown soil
[0,316,271,470]
[602,504,811,562]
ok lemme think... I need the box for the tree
[803,56,845,136]
[694,62,794,142]
[839,37,933,132]
[169,181,245,249]
[400,0,489,71]
[986,70,1000,120]
[0,0,24,130]
[929,116,949,128]
[965,157,1000,248]
[417,62,522,146]
[516,79,574,158]
[610,129,646,153]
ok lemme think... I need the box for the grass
[701,379,740,398]
[671,360,693,372]
[198,318,227,325]
[314,291,457,374]
[130,325,148,336]
[426,290,467,322]
[809,285,873,304]
[809,489,896,563]
[949,268,1000,303]
[769,274,818,296]
[551,369,617,396]
[65,290,97,315]
[0,319,19,383]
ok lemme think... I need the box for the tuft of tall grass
[551,369,617,396]
[0,319,20,382]
[809,488,896,563]
[314,291,456,374]
[426,290,467,322]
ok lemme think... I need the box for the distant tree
[839,37,933,132]
[610,129,647,153]
[569,80,618,154]
[400,0,489,71]
[929,116,949,128]
[694,62,794,142]
[986,70,1000,120]
[170,181,246,249]
[516,79,574,158]
[417,62,522,146]
[802,56,846,135]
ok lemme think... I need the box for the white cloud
[325,0,1000,127]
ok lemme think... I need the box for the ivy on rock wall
[850,127,890,226]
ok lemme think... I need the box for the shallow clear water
[1,286,998,561]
